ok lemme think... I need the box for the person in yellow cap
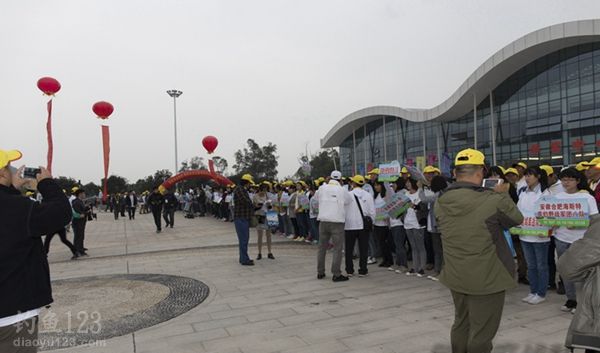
[233,174,256,265]
[423,165,440,185]
[540,165,564,195]
[512,161,528,191]
[504,167,520,186]
[435,148,523,353]
[575,161,589,172]
[147,185,165,233]
[0,149,73,346]
[400,166,410,181]
[344,174,375,278]
[364,168,379,196]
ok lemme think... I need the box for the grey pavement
[44,212,574,353]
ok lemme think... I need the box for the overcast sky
[1,0,598,184]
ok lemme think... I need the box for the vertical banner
[46,100,53,173]
[101,125,110,202]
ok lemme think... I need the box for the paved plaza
[43,212,575,353]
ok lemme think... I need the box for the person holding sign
[514,167,550,305]
[554,167,599,314]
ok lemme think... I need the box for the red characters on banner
[550,140,561,154]
[202,136,219,154]
[529,143,540,155]
[37,77,61,96]
[92,101,114,120]
[572,139,584,151]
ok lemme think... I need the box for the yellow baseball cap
[582,157,600,167]
[455,148,485,166]
[71,186,79,193]
[367,168,380,175]
[349,175,365,185]
[498,166,506,175]
[515,161,528,169]
[241,173,254,183]
[423,165,437,173]
[575,162,589,172]
[505,167,519,176]
[25,191,34,197]
[401,167,409,174]
[540,165,554,176]
[0,149,22,169]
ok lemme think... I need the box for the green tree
[132,170,172,194]
[212,156,228,174]
[101,175,129,195]
[179,156,207,173]
[233,139,279,180]
[82,182,101,197]
[54,176,79,192]
[295,150,340,179]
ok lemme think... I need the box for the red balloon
[92,101,114,120]
[37,77,61,95]
[202,136,218,154]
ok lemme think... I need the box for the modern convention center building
[321,19,600,176]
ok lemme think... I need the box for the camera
[23,167,41,179]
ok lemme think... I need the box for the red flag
[101,125,110,201]
[46,100,53,173]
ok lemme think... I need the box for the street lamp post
[167,89,183,175]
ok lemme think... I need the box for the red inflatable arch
[159,160,233,194]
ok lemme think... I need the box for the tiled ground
[45,212,574,353]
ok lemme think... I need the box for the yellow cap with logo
[423,165,437,173]
[349,175,365,185]
[401,167,409,174]
[367,168,380,175]
[455,148,485,166]
[504,167,519,176]
[515,161,528,169]
[575,162,589,172]
[0,149,22,169]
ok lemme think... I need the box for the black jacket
[163,193,177,210]
[125,195,138,208]
[0,179,71,319]
[147,192,164,209]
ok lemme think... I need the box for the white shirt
[0,309,40,328]
[553,191,599,244]
[545,181,565,195]
[315,180,353,223]
[403,191,424,230]
[517,177,527,193]
[344,187,375,230]
[363,183,374,197]
[517,184,549,243]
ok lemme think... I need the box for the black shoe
[71,254,79,260]
[268,253,275,259]
[241,260,255,266]
[156,229,161,234]
[79,251,89,257]
[256,254,262,260]
[170,225,173,228]
[557,281,566,295]
[561,300,577,312]
[518,277,529,285]
[378,262,387,268]
[358,271,368,277]
[332,275,349,282]
[317,274,326,279]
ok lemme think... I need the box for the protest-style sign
[279,193,290,207]
[509,210,552,236]
[298,194,310,210]
[382,192,412,219]
[266,210,279,227]
[378,161,401,182]
[404,165,426,182]
[535,195,590,227]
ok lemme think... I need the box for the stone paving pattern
[46,212,575,353]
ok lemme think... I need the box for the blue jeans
[390,226,408,267]
[309,218,320,242]
[554,238,577,301]
[296,212,309,238]
[234,218,251,264]
[520,241,550,297]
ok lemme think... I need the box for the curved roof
[321,19,600,148]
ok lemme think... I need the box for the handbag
[354,195,373,231]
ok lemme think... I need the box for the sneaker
[267,253,275,259]
[405,269,416,276]
[367,257,377,265]
[332,275,349,282]
[256,254,262,260]
[297,237,305,242]
[522,293,536,303]
[571,308,576,315]
[387,266,396,271]
[416,270,425,278]
[358,271,368,277]
[428,275,440,282]
[317,274,326,280]
[241,260,255,266]
[561,300,577,312]
[395,266,409,274]
[311,240,318,245]
[286,235,294,239]
[346,273,354,277]
[527,294,546,305]
[304,238,312,244]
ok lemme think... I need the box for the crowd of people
[1,145,599,353]
[229,148,600,353]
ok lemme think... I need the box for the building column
[473,93,477,149]
[352,130,357,174]
[396,118,401,163]
[436,123,441,167]
[422,123,426,162]
[490,90,497,165]
[382,116,387,162]
[364,124,368,174]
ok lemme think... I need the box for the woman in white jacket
[344,175,375,277]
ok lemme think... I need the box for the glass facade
[337,42,600,176]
